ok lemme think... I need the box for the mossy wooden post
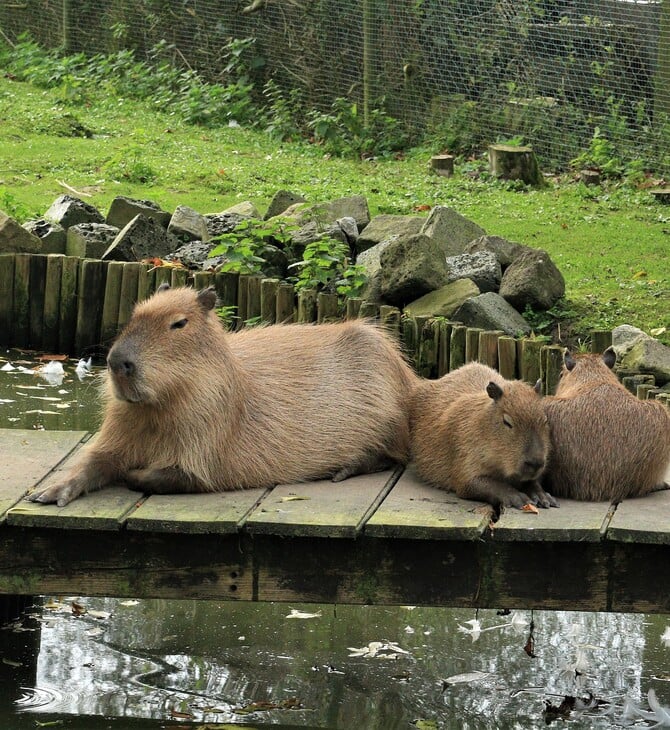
[236,274,249,324]
[518,338,544,385]
[465,327,482,362]
[416,317,439,379]
[154,266,172,290]
[0,254,15,346]
[497,336,517,379]
[275,282,295,324]
[449,324,467,371]
[214,272,238,310]
[42,255,64,354]
[297,288,318,323]
[29,254,48,349]
[622,374,655,396]
[637,383,656,400]
[401,316,418,369]
[58,256,79,355]
[246,274,263,322]
[591,330,613,354]
[170,267,188,288]
[379,305,401,339]
[74,259,107,356]
[542,344,565,395]
[317,292,339,323]
[437,319,452,376]
[136,263,155,303]
[358,301,379,319]
[346,297,363,319]
[12,253,30,349]
[193,271,214,291]
[118,263,141,332]
[478,330,504,369]
[260,278,279,324]
[488,144,543,186]
[100,261,124,347]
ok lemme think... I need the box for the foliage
[289,237,367,298]
[570,127,625,179]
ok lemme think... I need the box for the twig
[56,180,93,198]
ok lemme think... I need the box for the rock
[0,212,41,253]
[221,201,261,218]
[379,233,450,308]
[404,279,480,318]
[168,205,211,243]
[336,217,359,247]
[102,214,181,262]
[292,220,350,257]
[169,241,216,269]
[264,189,306,220]
[44,194,104,228]
[464,235,530,270]
[445,251,501,293]
[612,325,647,354]
[205,212,248,238]
[66,223,120,259]
[22,219,66,254]
[106,196,171,230]
[356,239,394,303]
[452,292,532,336]
[499,249,565,311]
[356,214,424,254]
[283,194,371,232]
[419,205,486,257]
[615,329,670,385]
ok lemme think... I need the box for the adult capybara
[410,362,556,510]
[28,285,417,506]
[543,347,670,502]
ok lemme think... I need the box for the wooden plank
[12,252,30,348]
[58,256,79,355]
[126,489,269,534]
[42,254,63,353]
[260,278,279,324]
[74,259,107,355]
[28,254,47,349]
[99,260,124,346]
[245,471,398,538]
[492,499,614,542]
[0,254,15,346]
[0,429,88,521]
[365,466,492,540]
[117,262,141,330]
[606,490,670,544]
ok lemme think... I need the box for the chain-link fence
[1,0,669,172]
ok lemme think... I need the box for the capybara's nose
[108,349,135,377]
[524,457,545,473]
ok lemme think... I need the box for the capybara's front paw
[26,478,84,507]
[524,482,559,509]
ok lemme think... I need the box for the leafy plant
[289,237,367,297]
[570,127,624,178]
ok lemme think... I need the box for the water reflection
[1,598,668,728]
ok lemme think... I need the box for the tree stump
[430,154,454,177]
[488,144,543,186]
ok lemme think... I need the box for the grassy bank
[1,74,668,346]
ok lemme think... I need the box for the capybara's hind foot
[332,455,397,482]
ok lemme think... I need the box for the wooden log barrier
[275,282,295,324]
[42,255,64,354]
[74,259,106,356]
[346,297,363,320]
[297,288,317,323]
[465,327,482,362]
[449,324,467,371]
[118,263,142,332]
[437,319,452,377]
[58,256,79,355]
[317,292,339,323]
[416,317,439,379]
[260,278,279,324]
[518,337,544,385]
[0,254,15,345]
[12,253,30,349]
[478,330,504,369]
[542,344,565,395]
[100,261,124,346]
[29,254,48,350]
[497,336,517,379]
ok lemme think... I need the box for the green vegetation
[0,41,668,345]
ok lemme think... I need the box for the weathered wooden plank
[0,254,15,346]
[42,254,64,353]
[12,253,30,348]
[99,260,124,346]
[126,489,269,534]
[260,278,279,324]
[365,466,492,540]
[74,259,107,355]
[117,261,141,330]
[606,490,670,544]
[245,471,398,538]
[28,254,48,349]
[58,255,79,355]
[492,499,614,542]
[0,429,88,522]
[297,288,317,323]
[609,542,670,613]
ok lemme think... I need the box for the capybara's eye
[502,414,513,429]
[171,318,188,330]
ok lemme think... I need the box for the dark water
[1,351,669,729]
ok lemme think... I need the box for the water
[0,351,669,729]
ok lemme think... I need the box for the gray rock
[336,216,359,247]
[44,194,104,228]
[419,205,486,257]
[499,249,565,311]
[168,205,210,243]
[612,324,647,354]
[404,279,481,318]
[0,212,41,253]
[452,292,532,336]
[66,223,120,259]
[356,239,394,303]
[264,189,306,220]
[205,212,248,238]
[169,241,215,269]
[22,219,66,254]
[616,331,670,385]
[356,214,424,254]
[102,214,181,262]
[445,251,502,293]
[106,196,171,230]
[379,233,450,308]
[464,234,530,270]
[221,201,261,218]
[292,220,349,257]
[283,194,371,232]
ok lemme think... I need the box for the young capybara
[543,347,670,502]
[28,285,418,506]
[410,362,557,510]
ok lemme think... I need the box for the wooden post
[621,374,655,396]
[118,263,141,331]
[497,336,517,380]
[449,324,467,371]
[43,255,64,354]
[0,254,15,346]
[236,274,249,324]
[74,259,107,356]
[136,263,154,303]
[402,316,418,369]
[154,266,172,290]
[100,261,124,346]
[58,256,79,355]
[246,274,263,322]
[260,278,279,324]
[518,338,544,385]
[591,330,613,354]
[29,254,48,350]
[214,272,239,310]
[637,383,656,400]
[488,144,543,186]
[465,327,482,362]
[317,292,339,323]
[12,253,30,349]
[542,344,565,395]
[478,330,504,369]
[379,305,401,339]
[430,154,454,177]
[437,319,452,377]
[346,297,363,319]
[358,301,379,319]
[275,282,295,324]
[416,317,439,379]
[170,267,188,288]
[297,288,318,323]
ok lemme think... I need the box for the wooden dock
[1,429,669,613]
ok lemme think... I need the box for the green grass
[1,75,668,345]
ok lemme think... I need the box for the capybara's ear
[486,381,503,401]
[602,346,616,370]
[533,379,542,395]
[156,283,170,293]
[564,351,576,371]
[197,286,217,311]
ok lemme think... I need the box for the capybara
[410,362,556,510]
[543,347,670,502]
[28,285,417,506]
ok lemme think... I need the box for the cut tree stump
[430,154,454,176]
[488,144,543,186]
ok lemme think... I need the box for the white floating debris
[286,609,322,620]
[1,362,15,371]
[76,357,93,378]
[441,670,491,687]
[347,641,410,659]
[40,361,65,375]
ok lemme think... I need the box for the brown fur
[543,347,670,502]
[29,285,417,506]
[410,362,555,510]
